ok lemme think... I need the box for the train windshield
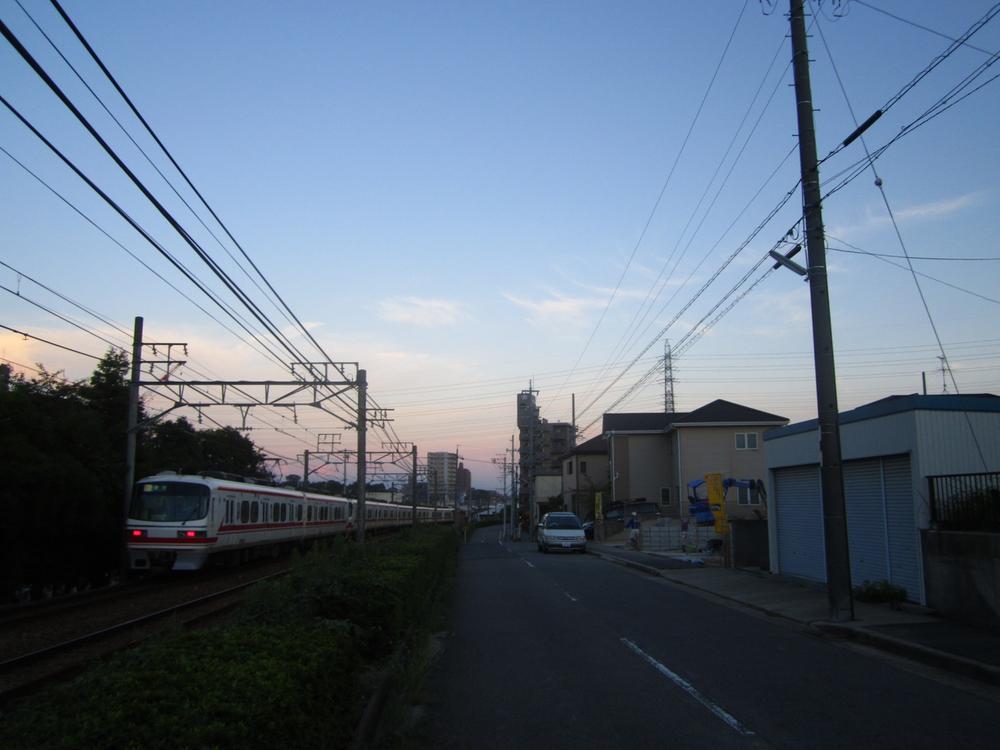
[130,482,210,522]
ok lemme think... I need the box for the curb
[814,622,1000,687]
[587,549,665,578]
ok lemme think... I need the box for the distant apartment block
[517,386,575,517]
[427,451,458,506]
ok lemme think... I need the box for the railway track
[0,567,289,707]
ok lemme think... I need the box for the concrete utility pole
[121,315,143,580]
[411,444,418,526]
[511,433,517,539]
[357,368,367,544]
[789,0,853,622]
[302,449,310,490]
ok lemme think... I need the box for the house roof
[672,399,787,425]
[765,393,1000,440]
[565,434,608,457]
[603,412,687,432]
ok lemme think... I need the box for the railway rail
[0,566,288,707]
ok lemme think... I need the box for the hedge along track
[0,569,289,708]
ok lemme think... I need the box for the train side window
[296,504,303,521]
[251,501,259,523]
[240,500,249,523]
[308,506,313,521]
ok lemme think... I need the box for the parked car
[537,512,587,553]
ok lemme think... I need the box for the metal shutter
[882,455,920,602]
[844,459,889,587]
[775,465,826,581]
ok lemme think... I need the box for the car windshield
[546,516,581,530]
[129,482,210,522]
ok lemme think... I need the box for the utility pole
[511,433,517,539]
[411,443,418,526]
[357,368,367,544]
[790,0,853,621]
[121,315,143,580]
[302,449,310,490]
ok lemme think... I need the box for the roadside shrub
[240,526,458,657]
[0,622,360,750]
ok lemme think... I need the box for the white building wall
[765,404,1000,581]
[914,410,1000,476]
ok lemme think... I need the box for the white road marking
[621,638,754,736]
[522,559,535,569]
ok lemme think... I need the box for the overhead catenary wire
[44,0,412,456]
[0,146,294,371]
[0,18,363,428]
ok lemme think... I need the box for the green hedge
[241,526,457,657]
[0,526,458,750]
[0,622,360,750]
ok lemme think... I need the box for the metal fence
[928,472,1000,531]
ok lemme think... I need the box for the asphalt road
[415,527,999,750]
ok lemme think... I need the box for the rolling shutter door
[775,465,825,582]
[843,459,888,587]
[883,455,920,602]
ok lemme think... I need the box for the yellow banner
[706,473,728,533]
[595,491,603,520]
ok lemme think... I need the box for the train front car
[127,476,215,572]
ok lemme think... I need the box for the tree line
[0,351,271,601]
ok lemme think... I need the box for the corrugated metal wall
[844,459,888,587]
[882,455,921,601]
[774,465,826,581]
[776,455,921,602]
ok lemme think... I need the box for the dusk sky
[2,1,999,488]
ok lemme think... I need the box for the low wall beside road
[921,529,1000,630]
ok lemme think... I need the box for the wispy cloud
[829,191,984,237]
[376,297,466,327]
[502,288,605,324]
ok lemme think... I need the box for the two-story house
[604,400,788,522]
[560,434,609,520]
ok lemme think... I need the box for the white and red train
[126,471,452,572]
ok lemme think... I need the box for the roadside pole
[357,368,367,545]
[789,0,853,621]
[120,315,143,581]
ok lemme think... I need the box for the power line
[813,5,990,469]
[853,0,998,57]
[0,322,101,360]
[547,0,751,409]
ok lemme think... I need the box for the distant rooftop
[602,399,787,433]
[673,399,787,425]
[765,393,1000,440]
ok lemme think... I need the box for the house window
[566,461,573,475]
[737,486,759,505]
[580,461,588,475]
[660,487,671,505]
[735,432,759,450]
